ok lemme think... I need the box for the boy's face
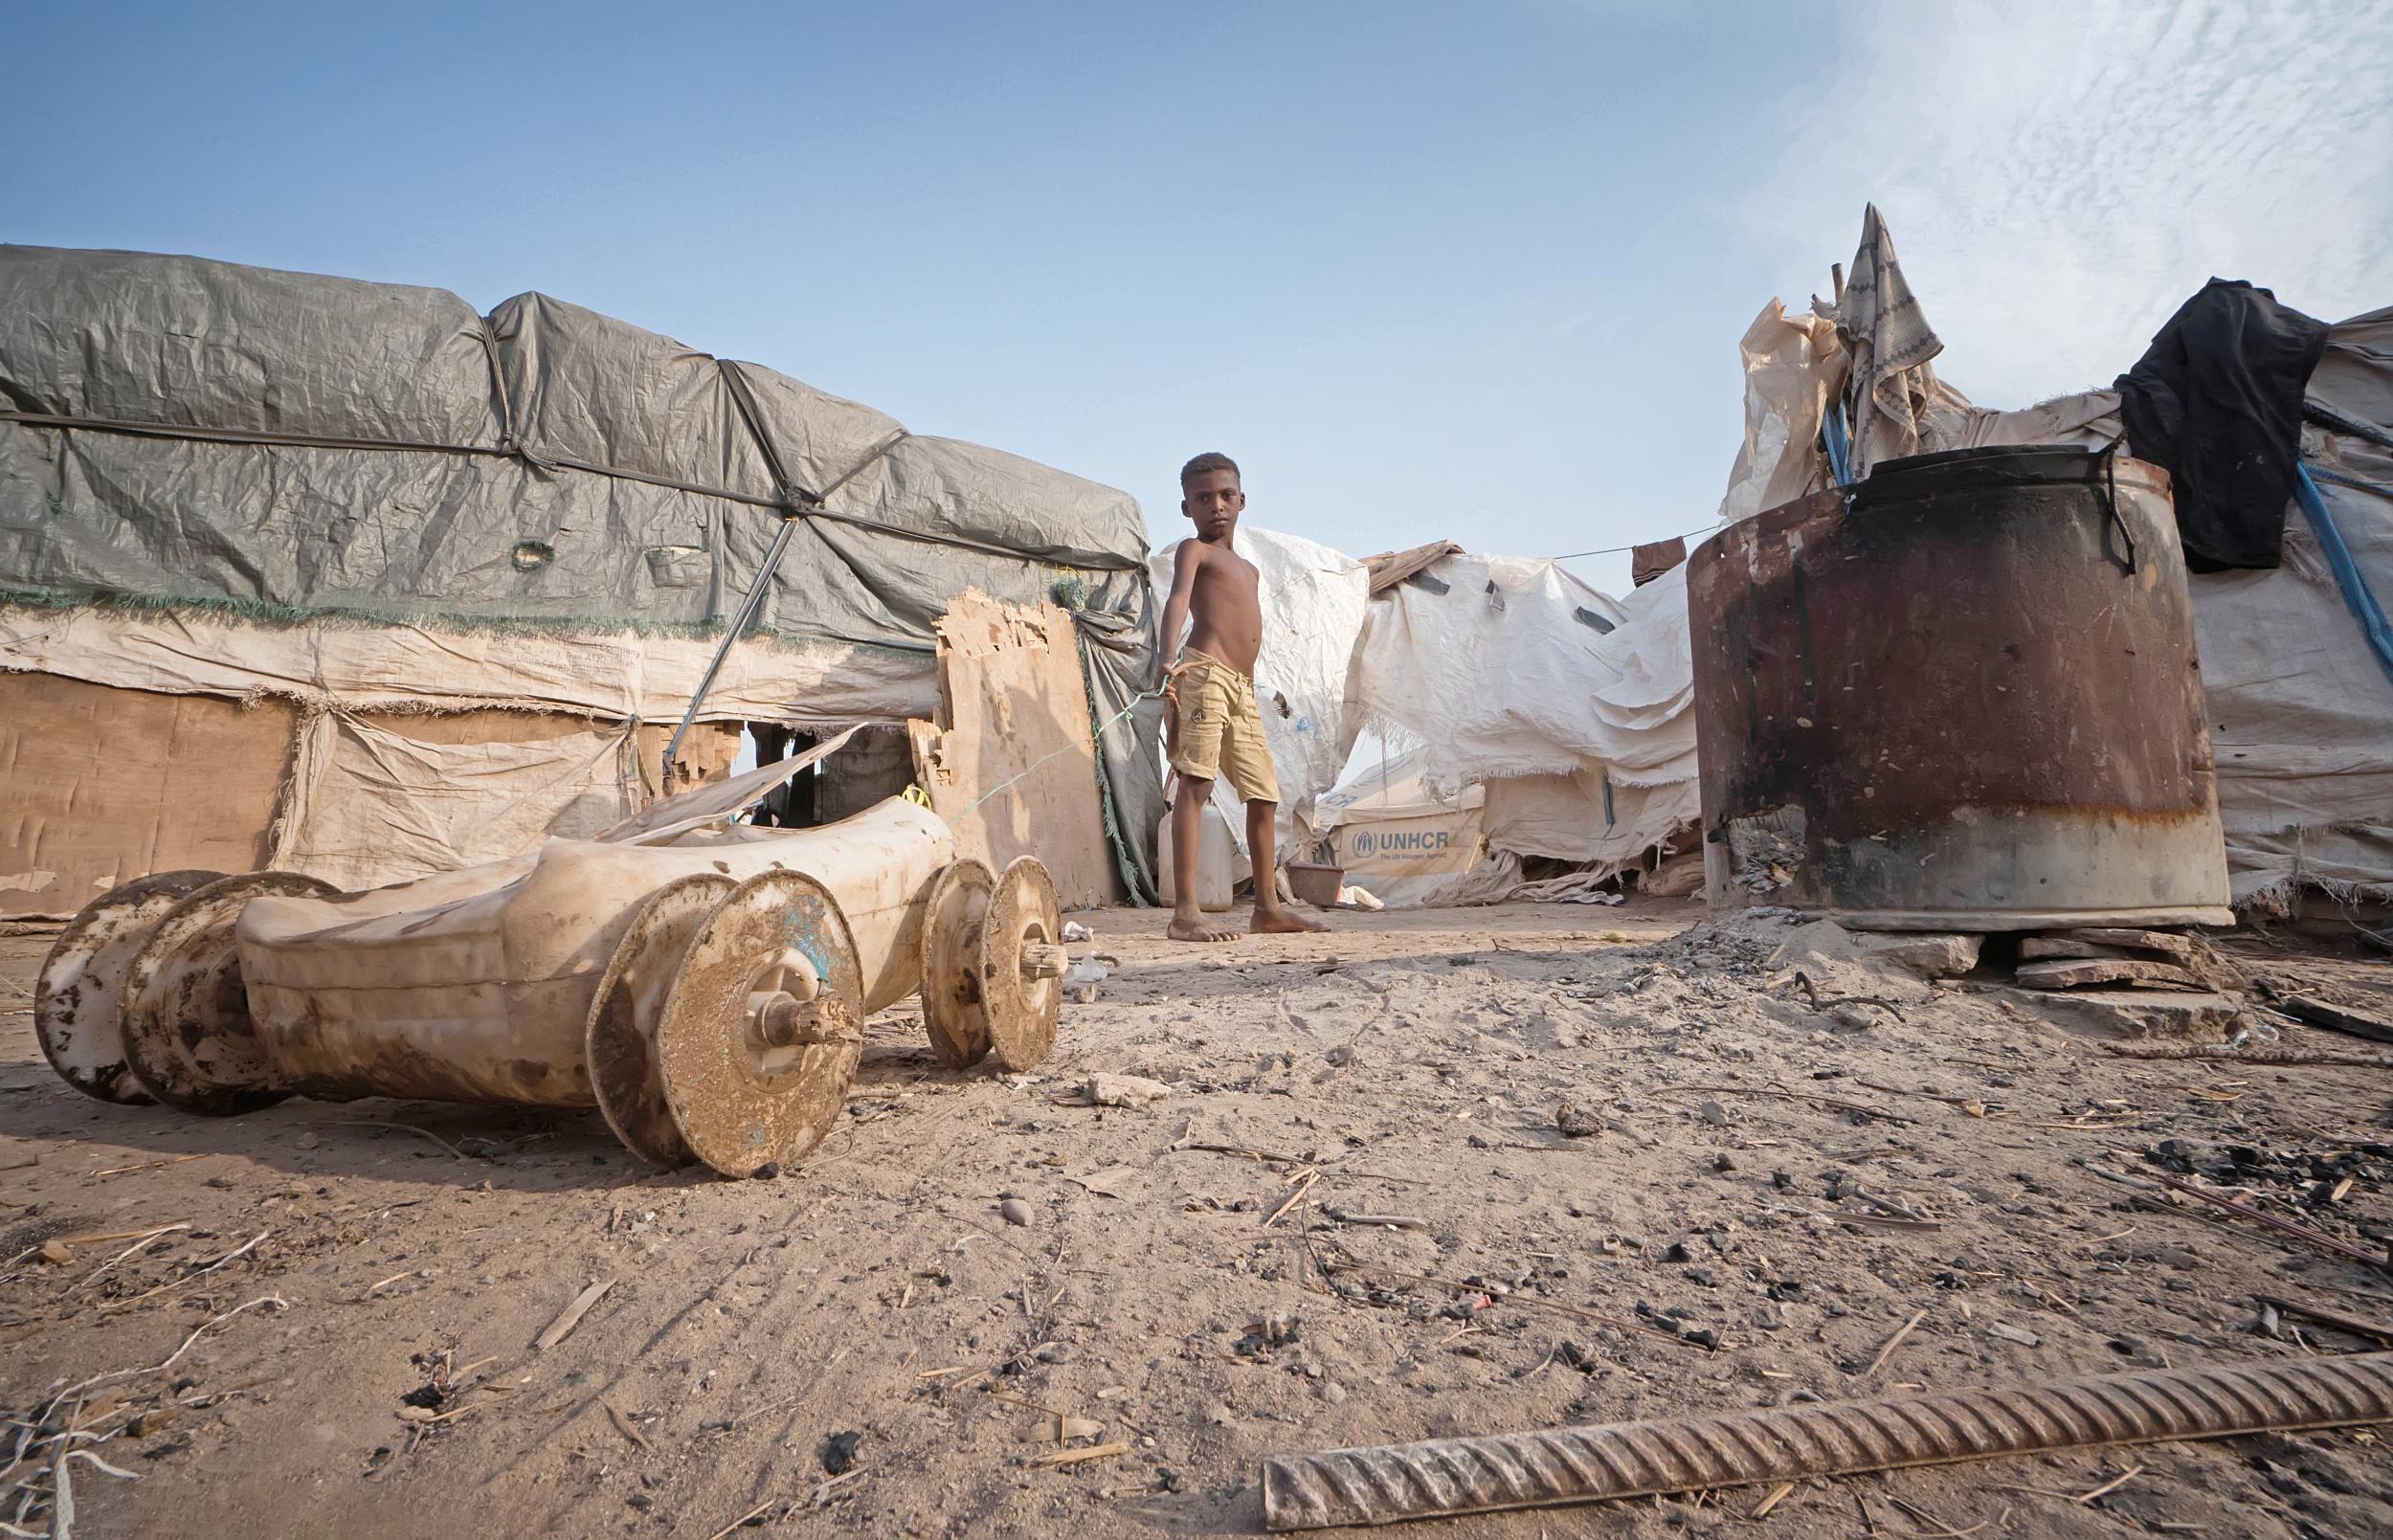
[1181,469,1244,541]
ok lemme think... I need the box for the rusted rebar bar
[1261,1351,2393,1531]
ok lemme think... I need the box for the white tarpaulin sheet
[0,604,935,725]
[1353,552,1697,871]
[1148,525,1368,858]
[271,711,643,891]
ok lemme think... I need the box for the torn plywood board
[909,592,1121,909]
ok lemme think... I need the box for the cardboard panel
[0,674,296,916]
[908,592,1121,908]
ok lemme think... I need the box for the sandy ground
[4,896,2392,1539]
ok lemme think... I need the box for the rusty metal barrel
[1688,445,2232,931]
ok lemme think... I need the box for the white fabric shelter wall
[1352,552,1697,872]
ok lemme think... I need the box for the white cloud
[1755,0,2393,406]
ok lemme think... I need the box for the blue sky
[13,1,2389,591]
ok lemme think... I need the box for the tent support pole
[660,516,801,792]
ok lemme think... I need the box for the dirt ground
[5,896,2392,1538]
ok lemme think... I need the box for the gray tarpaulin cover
[0,245,1164,899]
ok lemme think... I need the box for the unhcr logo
[1347,828,1452,859]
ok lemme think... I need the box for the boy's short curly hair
[1179,452,1240,486]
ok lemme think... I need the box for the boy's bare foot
[1251,905,1328,935]
[1169,912,1240,943]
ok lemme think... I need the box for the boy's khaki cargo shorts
[1166,647,1279,804]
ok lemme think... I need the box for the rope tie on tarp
[2096,435,2137,574]
[0,410,1141,570]
[656,430,912,789]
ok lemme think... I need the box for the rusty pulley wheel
[585,872,735,1169]
[36,870,225,1104]
[918,858,995,1068]
[655,869,866,1177]
[121,871,341,1115]
[979,857,1062,1073]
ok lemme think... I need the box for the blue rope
[2292,462,2393,690]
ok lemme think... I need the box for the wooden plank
[2275,993,2393,1046]
[2016,957,2201,992]
[2046,926,2196,963]
[908,592,1122,909]
[2019,938,2148,962]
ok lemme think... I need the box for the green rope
[0,588,935,658]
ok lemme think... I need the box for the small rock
[820,1429,863,1475]
[394,1406,436,1424]
[1985,1322,2042,1347]
[1683,1327,1721,1350]
[1082,1073,1172,1108]
[295,1131,320,1150]
[999,1198,1034,1227]
[1711,1153,1735,1173]
[37,1239,72,1265]
[1698,1100,1728,1127]
[1318,1381,1347,1404]
[1554,1101,1603,1139]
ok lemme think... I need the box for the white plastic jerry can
[1155,803,1247,912]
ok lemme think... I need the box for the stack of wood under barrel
[2011,925,2393,1044]
[2010,926,2239,993]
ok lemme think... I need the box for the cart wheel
[918,859,996,1068]
[980,857,1063,1073]
[585,873,735,1168]
[121,872,338,1115]
[655,870,866,1177]
[35,870,225,1104]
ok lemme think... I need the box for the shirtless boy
[1155,452,1327,943]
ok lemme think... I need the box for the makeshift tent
[1312,745,1487,907]
[1715,212,2393,909]
[1348,548,1700,889]
[0,245,1163,913]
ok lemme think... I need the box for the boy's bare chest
[1196,553,1261,606]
